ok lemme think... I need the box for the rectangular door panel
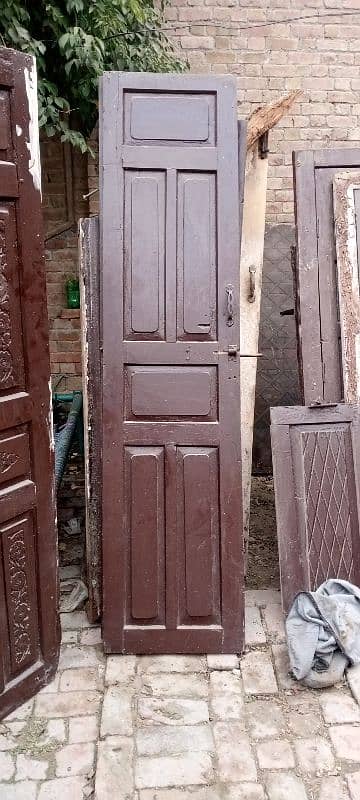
[125,366,217,420]
[177,447,220,624]
[124,91,216,145]
[0,204,25,392]
[124,170,165,340]
[125,446,165,626]
[177,173,217,340]
[1,514,39,679]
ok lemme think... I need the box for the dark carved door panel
[0,48,59,718]
[293,148,360,405]
[271,404,360,613]
[101,73,245,654]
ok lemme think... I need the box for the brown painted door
[271,404,360,613]
[0,48,59,718]
[101,73,244,654]
[293,148,360,405]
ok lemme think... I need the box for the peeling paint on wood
[333,171,360,403]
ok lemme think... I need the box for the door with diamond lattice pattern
[271,405,360,612]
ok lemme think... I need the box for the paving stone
[136,724,214,756]
[245,589,281,607]
[80,627,102,645]
[69,715,99,743]
[138,655,206,674]
[319,776,350,800]
[257,739,295,769]
[5,698,34,721]
[38,777,88,800]
[207,655,239,670]
[56,742,95,777]
[347,665,360,705]
[347,770,360,799]
[58,645,102,670]
[16,753,48,780]
[0,750,15,780]
[139,790,221,800]
[100,686,133,736]
[95,736,133,799]
[0,734,16,751]
[4,721,26,737]
[295,737,335,774]
[245,606,267,645]
[320,690,360,723]
[46,719,66,743]
[330,725,360,761]
[0,783,37,800]
[39,675,60,694]
[61,631,78,644]
[266,772,308,800]
[105,655,137,685]
[209,693,245,722]
[60,667,102,692]
[223,786,265,800]
[213,722,257,782]
[138,697,209,726]
[60,612,92,630]
[135,752,214,788]
[263,604,286,641]
[272,644,297,690]
[286,695,323,737]
[141,672,208,698]
[209,670,243,695]
[246,699,285,739]
[35,691,101,718]
[241,651,278,695]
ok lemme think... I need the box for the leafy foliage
[0,0,186,150]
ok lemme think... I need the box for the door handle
[225,284,234,326]
[248,266,256,303]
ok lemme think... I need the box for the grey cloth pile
[286,579,360,687]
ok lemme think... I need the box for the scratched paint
[24,58,42,196]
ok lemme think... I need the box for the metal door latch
[248,266,256,303]
[225,284,234,326]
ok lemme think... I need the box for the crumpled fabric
[286,579,360,680]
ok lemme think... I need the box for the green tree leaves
[0,0,185,150]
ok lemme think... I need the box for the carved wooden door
[0,48,59,718]
[101,73,245,654]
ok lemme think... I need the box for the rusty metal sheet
[333,171,360,403]
[293,149,360,405]
[100,72,246,654]
[271,404,360,613]
[0,48,59,719]
[79,216,102,623]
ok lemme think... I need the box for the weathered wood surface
[79,216,102,623]
[271,403,360,613]
[247,90,302,151]
[333,171,360,404]
[293,147,360,404]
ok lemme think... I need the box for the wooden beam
[246,90,303,151]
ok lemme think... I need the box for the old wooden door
[293,148,360,405]
[101,73,244,654]
[0,48,59,718]
[271,404,360,613]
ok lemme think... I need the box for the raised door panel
[0,204,25,392]
[176,447,220,625]
[177,173,217,340]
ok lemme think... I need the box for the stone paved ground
[2,589,360,799]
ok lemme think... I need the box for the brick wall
[166,0,360,223]
[41,138,88,390]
